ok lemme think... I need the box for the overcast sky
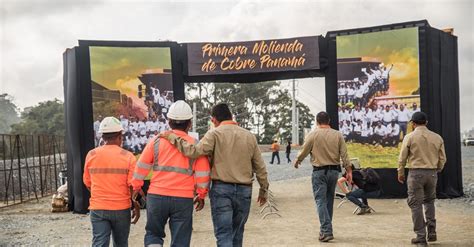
[0,0,472,131]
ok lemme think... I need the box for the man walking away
[286,140,292,164]
[132,101,211,247]
[294,111,352,243]
[83,117,140,247]
[270,140,281,164]
[161,103,269,247]
[398,111,446,246]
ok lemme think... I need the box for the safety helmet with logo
[167,100,193,120]
[98,116,124,134]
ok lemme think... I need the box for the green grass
[347,142,400,168]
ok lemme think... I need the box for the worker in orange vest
[132,100,211,247]
[83,116,140,247]
[270,139,281,165]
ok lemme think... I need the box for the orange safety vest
[83,145,136,210]
[131,130,210,199]
[272,143,280,152]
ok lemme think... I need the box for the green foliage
[11,99,65,136]
[0,94,20,134]
[185,82,314,144]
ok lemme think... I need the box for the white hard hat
[98,116,124,134]
[167,100,193,120]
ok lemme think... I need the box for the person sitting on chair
[337,165,381,215]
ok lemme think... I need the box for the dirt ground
[1,176,473,246]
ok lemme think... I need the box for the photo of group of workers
[336,27,421,168]
[338,102,420,147]
[93,84,175,153]
[338,64,393,106]
[94,114,171,154]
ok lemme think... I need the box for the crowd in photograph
[338,64,393,106]
[338,102,420,147]
[337,63,421,147]
[146,86,173,119]
[94,115,171,154]
[93,85,174,153]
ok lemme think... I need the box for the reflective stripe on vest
[137,161,153,169]
[196,182,209,188]
[133,172,146,180]
[195,171,210,177]
[89,168,128,174]
[153,137,195,176]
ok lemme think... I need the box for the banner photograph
[336,27,420,168]
[89,46,174,154]
[187,36,319,76]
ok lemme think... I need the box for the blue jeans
[312,169,339,236]
[145,194,194,247]
[210,182,252,247]
[90,209,131,247]
[346,189,381,208]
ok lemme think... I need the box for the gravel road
[0,146,472,246]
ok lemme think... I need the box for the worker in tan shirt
[161,103,269,247]
[398,111,446,245]
[294,111,352,243]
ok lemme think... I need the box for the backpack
[359,168,380,184]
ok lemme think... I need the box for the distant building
[138,68,173,95]
[91,80,134,109]
[91,81,121,103]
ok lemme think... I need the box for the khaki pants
[407,169,438,240]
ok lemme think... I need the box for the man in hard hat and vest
[131,100,211,247]
[83,116,140,247]
[160,103,269,247]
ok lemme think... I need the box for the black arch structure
[325,20,462,198]
[64,20,462,213]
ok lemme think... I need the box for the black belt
[313,165,341,172]
[212,180,252,187]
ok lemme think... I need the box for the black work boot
[319,233,334,242]
[411,238,427,246]
[427,227,437,242]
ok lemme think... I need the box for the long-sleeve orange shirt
[83,145,136,210]
[131,130,210,199]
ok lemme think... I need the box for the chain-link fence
[0,135,66,208]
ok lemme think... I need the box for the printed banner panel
[336,27,420,168]
[187,36,319,76]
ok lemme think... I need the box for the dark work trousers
[145,194,194,247]
[286,152,291,163]
[270,152,280,164]
[90,209,131,247]
[407,169,438,241]
[210,182,252,247]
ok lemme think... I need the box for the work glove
[194,196,205,211]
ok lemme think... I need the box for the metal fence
[0,134,66,208]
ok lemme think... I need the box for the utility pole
[192,102,197,132]
[296,107,300,145]
[292,79,297,145]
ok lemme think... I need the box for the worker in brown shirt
[161,103,268,247]
[398,111,446,245]
[294,111,352,242]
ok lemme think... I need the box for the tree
[11,99,65,136]
[0,94,20,134]
[185,81,314,144]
